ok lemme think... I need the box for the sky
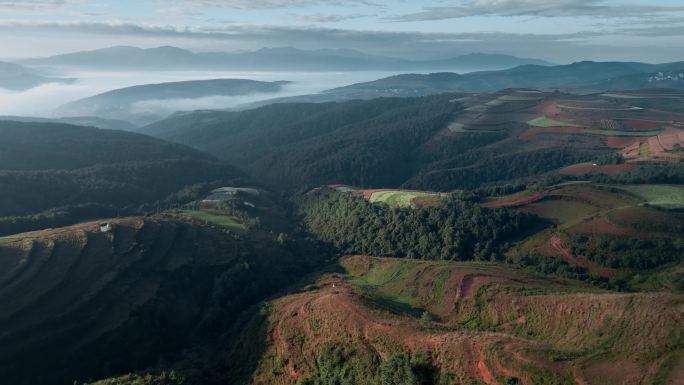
[1,0,683,63]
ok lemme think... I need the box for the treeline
[0,120,210,171]
[590,159,684,184]
[569,234,684,269]
[297,189,537,261]
[0,120,250,236]
[405,148,601,191]
[0,160,247,236]
[297,346,456,385]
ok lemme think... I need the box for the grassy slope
[245,255,683,385]
[528,116,581,127]
[368,191,442,208]
[616,184,684,209]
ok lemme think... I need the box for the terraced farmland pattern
[247,255,684,385]
[0,212,325,385]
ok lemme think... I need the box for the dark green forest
[298,189,536,261]
[144,95,608,191]
[0,121,246,235]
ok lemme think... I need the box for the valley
[1,41,684,385]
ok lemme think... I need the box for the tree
[379,353,418,385]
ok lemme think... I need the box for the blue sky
[1,0,683,62]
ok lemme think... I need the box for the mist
[0,68,448,121]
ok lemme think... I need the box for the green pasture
[616,185,684,209]
[369,191,442,208]
[528,116,581,127]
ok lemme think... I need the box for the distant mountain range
[0,61,73,90]
[0,115,138,131]
[56,78,290,125]
[19,46,553,71]
[249,61,684,105]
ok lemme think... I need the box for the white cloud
[167,0,374,10]
[0,0,73,12]
[394,0,684,21]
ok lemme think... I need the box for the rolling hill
[0,190,328,385]
[0,115,138,131]
[0,120,246,235]
[144,87,684,191]
[0,61,72,91]
[240,255,683,385]
[21,45,551,71]
[56,79,291,125]
[248,61,684,106]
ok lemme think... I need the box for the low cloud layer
[394,0,684,21]
[0,0,71,12]
[0,68,409,119]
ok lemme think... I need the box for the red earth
[518,126,585,141]
[559,162,636,176]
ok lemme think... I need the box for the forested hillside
[298,189,535,260]
[144,91,607,191]
[0,121,246,235]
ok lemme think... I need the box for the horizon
[1,0,683,63]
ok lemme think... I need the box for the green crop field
[369,191,441,208]
[528,116,581,127]
[179,210,246,231]
[617,185,684,209]
[584,129,661,137]
[448,122,466,132]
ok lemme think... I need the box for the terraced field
[489,182,684,284]
[247,255,684,385]
[0,214,324,385]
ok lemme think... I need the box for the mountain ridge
[19,45,553,71]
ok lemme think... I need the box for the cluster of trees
[595,152,624,165]
[298,190,536,261]
[405,148,600,191]
[297,347,456,385]
[590,159,684,184]
[568,234,684,269]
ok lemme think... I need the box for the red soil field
[568,217,631,236]
[559,162,635,176]
[657,126,684,150]
[533,100,559,115]
[518,126,584,141]
[546,235,617,278]
[481,191,546,208]
[621,141,642,160]
[606,135,644,148]
[621,119,661,130]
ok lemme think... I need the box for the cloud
[0,0,72,12]
[299,13,369,23]
[167,0,375,10]
[0,19,682,63]
[394,0,684,21]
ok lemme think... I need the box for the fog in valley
[0,68,456,120]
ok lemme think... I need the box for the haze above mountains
[18,45,553,71]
